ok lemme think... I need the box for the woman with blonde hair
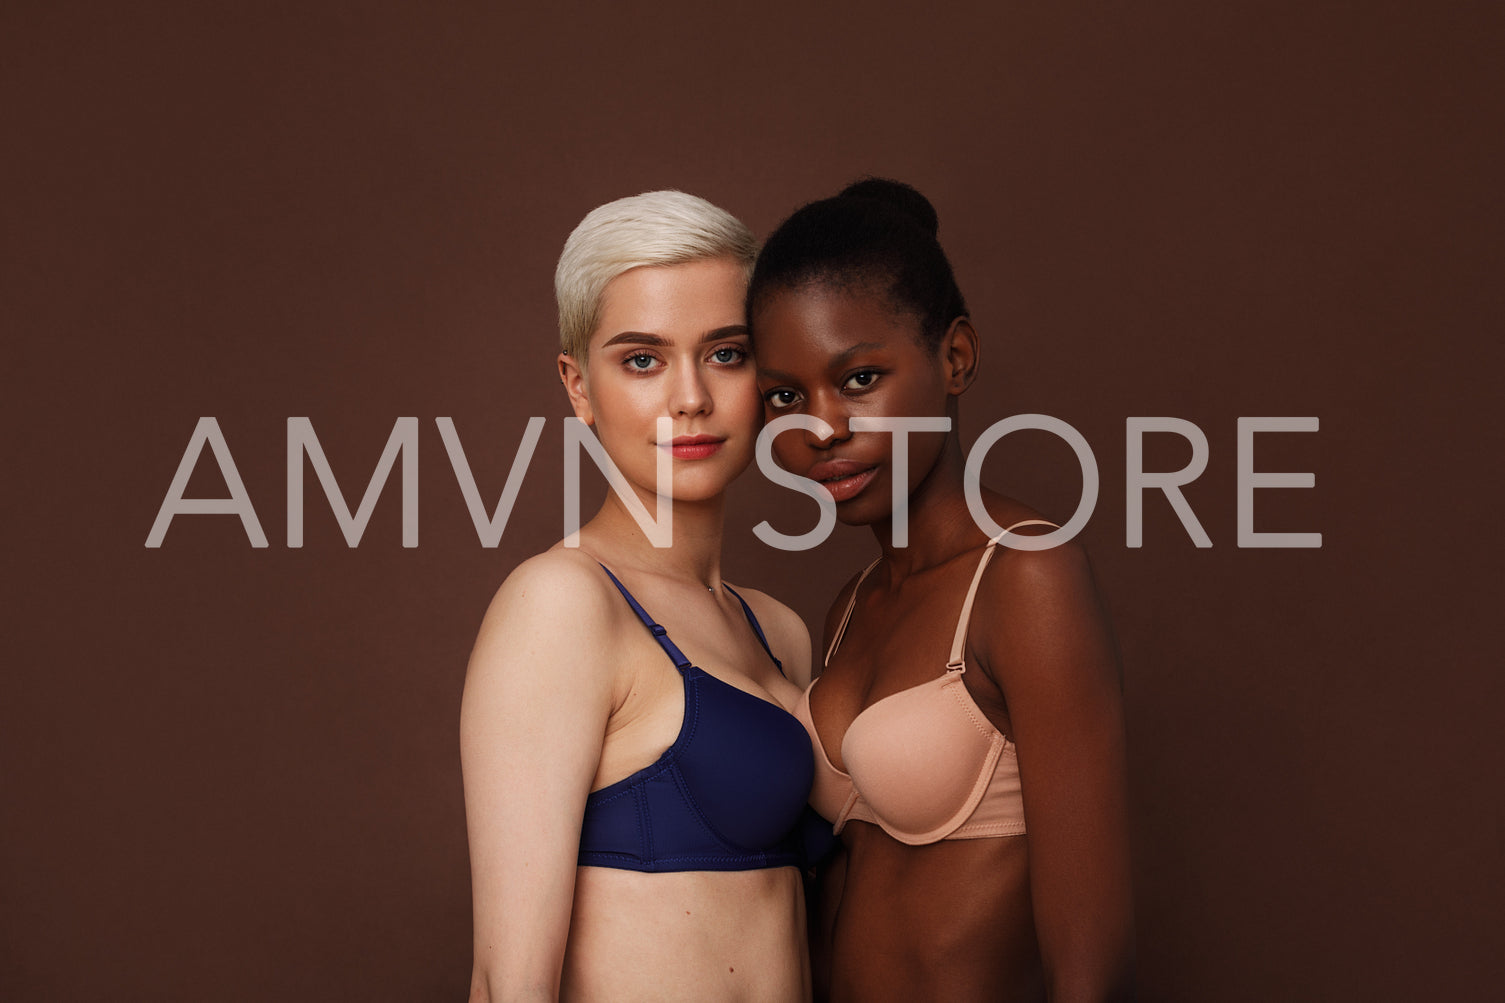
[462,191,819,1002]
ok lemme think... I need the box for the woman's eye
[710,346,746,365]
[625,353,660,371]
[764,388,800,410]
[842,370,880,391]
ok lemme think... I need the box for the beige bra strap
[946,520,1060,670]
[824,557,882,667]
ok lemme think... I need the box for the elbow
[467,968,487,1003]
[468,967,556,1003]
[1046,974,1134,1003]
[466,967,494,1003]
[1045,950,1136,1003]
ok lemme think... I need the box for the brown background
[4,2,1501,1000]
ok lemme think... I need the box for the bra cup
[581,564,819,872]
[677,670,815,850]
[841,672,1006,844]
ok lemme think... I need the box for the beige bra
[794,521,1057,844]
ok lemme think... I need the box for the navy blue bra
[576,567,819,872]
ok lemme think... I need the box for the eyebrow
[758,341,888,381]
[600,324,749,349]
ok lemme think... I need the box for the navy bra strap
[597,564,692,670]
[723,584,786,678]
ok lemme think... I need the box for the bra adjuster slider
[945,659,967,673]
[650,624,668,637]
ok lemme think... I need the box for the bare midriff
[565,865,809,1003]
[821,824,1042,1003]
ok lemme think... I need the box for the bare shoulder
[468,549,623,687]
[726,584,814,687]
[990,534,1096,593]
[478,549,614,627]
[971,536,1119,691]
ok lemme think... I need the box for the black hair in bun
[748,178,966,347]
[837,177,941,238]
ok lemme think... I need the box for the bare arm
[461,556,620,1003]
[979,543,1135,1001]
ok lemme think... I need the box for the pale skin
[462,257,814,1003]
[755,288,1135,1001]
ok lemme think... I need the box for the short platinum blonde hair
[555,191,757,367]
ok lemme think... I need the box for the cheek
[767,424,804,471]
[586,376,656,440]
[715,371,764,424]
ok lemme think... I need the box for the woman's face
[562,256,760,504]
[753,286,961,526]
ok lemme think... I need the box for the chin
[836,508,888,528]
[832,496,893,528]
[665,470,740,503]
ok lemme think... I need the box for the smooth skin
[462,257,814,1003]
[755,287,1134,1002]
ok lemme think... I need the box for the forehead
[592,257,748,346]
[752,286,924,365]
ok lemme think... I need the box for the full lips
[664,438,725,460]
[817,466,879,503]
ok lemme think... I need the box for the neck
[870,430,983,581]
[582,484,727,588]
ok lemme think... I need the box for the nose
[670,361,713,418]
[803,392,851,449]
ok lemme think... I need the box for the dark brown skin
[755,287,1135,1002]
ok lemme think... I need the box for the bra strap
[723,584,786,678]
[823,558,882,667]
[946,520,1060,671]
[597,564,692,670]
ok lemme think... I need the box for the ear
[558,352,594,425]
[940,317,980,395]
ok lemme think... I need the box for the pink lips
[806,458,880,503]
[665,434,725,460]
